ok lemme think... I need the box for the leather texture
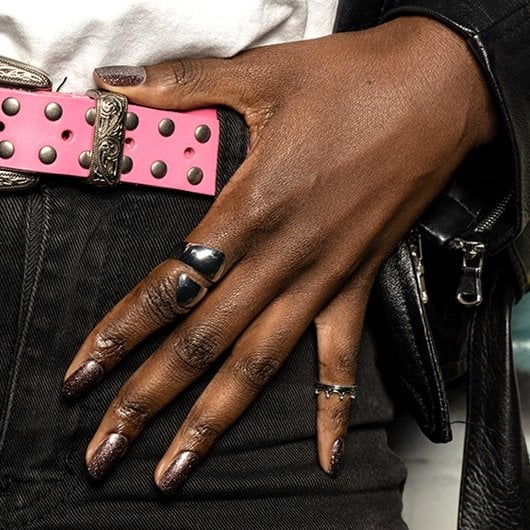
[334,0,387,32]
[371,236,452,444]
[459,258,530,529]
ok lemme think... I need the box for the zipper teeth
[474,192,513,233]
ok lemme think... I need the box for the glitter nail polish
[62,360,104,400]
[158,451,200,495]
[328,437,345,478]
[94,66,146,86]
[87,433,129,480]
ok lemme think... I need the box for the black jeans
[0,114,407,528]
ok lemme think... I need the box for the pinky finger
[313,271,373,478]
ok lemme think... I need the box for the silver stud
[194,125,211,143]
[187,167,203,185]
[2,97,20,116]
[151,160,168,179]
[44,102,63,121]
[158,119,175,137]
[125,112,139,131]
[85,107,96,126]
[79,150,91,169]
[122,156,133,174]
[39,146,57,164]
[0,140,15,159]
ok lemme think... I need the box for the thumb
[93,58,249,112]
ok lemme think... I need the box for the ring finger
[83,245,304,479]
[314,267,374,477]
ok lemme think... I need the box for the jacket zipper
[451,239,486,306]
[473,192,513,233]
[410,191,512,308]
[452,191,512,306]
[409,229,429,304]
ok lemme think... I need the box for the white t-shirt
[0,0,338,93]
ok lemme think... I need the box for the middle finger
[83,247,297,479]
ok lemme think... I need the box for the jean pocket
[0,182,219,527]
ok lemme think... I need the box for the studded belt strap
[0,86,219,195]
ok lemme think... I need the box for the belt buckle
[0,55,52,191]
[85,89,128,188]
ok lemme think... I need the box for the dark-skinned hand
[62,16,497,494]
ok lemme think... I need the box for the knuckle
[168,59,202,91]
[328,401,351,430]
[185,420,223,446]
[334,351,358,380]
[113,391,153,429]
[319,344,358,382]
[92,329,127,363]
[232,351,282,390]
[241,181,290,235]
[170,325,223,373]
[141,276,182,325]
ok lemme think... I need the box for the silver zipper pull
[453,239,485,306]
[409,229,429,304]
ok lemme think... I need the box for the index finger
[62,237,233,399]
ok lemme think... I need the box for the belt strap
[0,86,219,195]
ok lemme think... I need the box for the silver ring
[169,242,226,283]
[175,273,208,309]
[314,382,357,401]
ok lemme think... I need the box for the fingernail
[62,360,104,400]
[328,438,345,478]
[87,433,129,480]
[158,451,200,495]
[94,65,146,86]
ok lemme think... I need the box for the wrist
[384,16,498,149]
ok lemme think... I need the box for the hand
[62,16,497,494]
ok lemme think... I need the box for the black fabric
[0,111,406,528]
[334,0,385,32]
[215,107,249,194]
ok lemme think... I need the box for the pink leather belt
[0,61,219,196]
